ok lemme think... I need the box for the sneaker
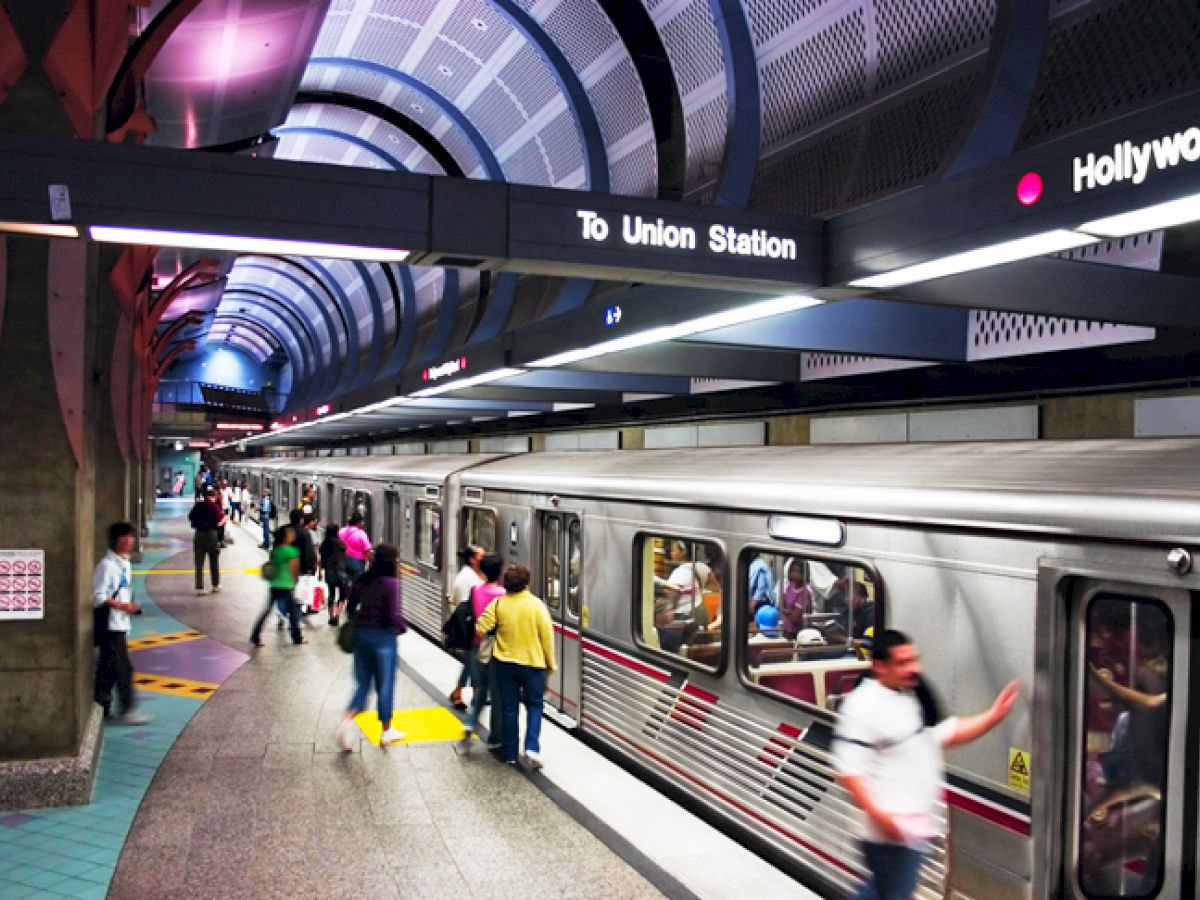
[336,719,356,752]
[195,588,207,596]
[458,727,474,750]
[380,726,406,745]
[520,751,544,771]
[110,711,151,726]
[212,584,222,593]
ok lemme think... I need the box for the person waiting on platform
[339,512,372,582]
[462,553,506,749]
[93,522,149,726]
[250,524,306,646]
[475,564,556,770]
[258,487,275,549]
[319,523,348,627]
[449,544,485,710]
[188,485,223,596]
[337,544,408,749]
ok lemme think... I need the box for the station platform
[0,502,818,900]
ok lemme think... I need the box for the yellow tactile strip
[132,567,262,575]
[127,630,204,651]
[131,672,220,699]
[354,706,467,746]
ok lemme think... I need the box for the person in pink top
[338,512,372,581]
[462,553,506,747]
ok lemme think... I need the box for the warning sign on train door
[1008,748,1031,794]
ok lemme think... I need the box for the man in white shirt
[449,545,484,710]
[834,629,1017,899]
[92,522,150,725]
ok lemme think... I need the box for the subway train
[225,440,1200,899]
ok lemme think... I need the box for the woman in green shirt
[250,525,307,646]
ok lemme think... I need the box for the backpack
[261,558,277,581]
[442,599,475,651]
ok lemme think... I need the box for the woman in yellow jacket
[474,564,556,769]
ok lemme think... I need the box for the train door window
[542,516,561,611]
[341,489,352,524]
[414,501,441,568]
[383,492,400,545]
[462,506,498,553]
[1076,594,1171,898]
[634,534,723,671]
[566,518,582,619]
[280,480,292,513]
[740,549,877,713]
[300,483,317,514]
[325,483,335,520]
[354,492,372,535]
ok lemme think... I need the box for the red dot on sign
[1017,172,1043,206]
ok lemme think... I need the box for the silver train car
[227,440,1200,899]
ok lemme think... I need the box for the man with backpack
[834,630,1018,899]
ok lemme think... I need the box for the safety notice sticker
[0,549,45,620]
[1008,747,1031,794]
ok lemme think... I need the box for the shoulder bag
[476,598,501,665]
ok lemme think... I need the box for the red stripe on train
[581,638,1032,839]
[582,712,857,877]
[944,786,1031,836]
[581,637,671,683]
[552,622,581,641]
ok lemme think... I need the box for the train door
[383,491,400,545]
[1061,577,1192,900]
[538,511,582,725]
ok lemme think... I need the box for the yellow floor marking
[132,567,262,575]
[132,672,220,699]
[127,630,205,651]
[354,706,467,746]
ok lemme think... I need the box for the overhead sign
[575,210,799,261]
[1074,126,1200,192]
[0,549,45,620]
[423,357,467,382]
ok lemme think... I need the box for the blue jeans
[251,587,301,644]
[853,841,925,900]
[495,660,545,763]
[260,515,271,547]
[351,626,397,727]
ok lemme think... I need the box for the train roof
[452,440,1200,544]
[234,453,503,481]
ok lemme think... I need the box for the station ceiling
[20,0,1200,448]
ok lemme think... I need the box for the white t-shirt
[452,564,483,607]
[92,550,132,633]
[241,487,252,506]
[666,562,711,616]
[833,677,957,844]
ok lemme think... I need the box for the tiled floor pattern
[0,525,249,899]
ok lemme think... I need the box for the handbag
[295,574,317,608]
[476,598,500,665]
[337,617,357,653]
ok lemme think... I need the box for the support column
[0,236,105,806]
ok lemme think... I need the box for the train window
[341,489,352,523]
[354,492,372,534]
[300,483,317,514]
[462,506,498,553]
[383,492,400,545]
[634,534,723,671]
[543,517,561,611]
[1077,594,1171,899]
[414,501,441,569]
[280,480,291,513]
[740,549,876,713]
[566,518,581,619]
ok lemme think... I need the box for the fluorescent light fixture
[848,230,1100,290]
[409,367,525,398]
[1078,191,1200,238]
[0,221,79,238]
[529,294,822,368]
[89,226,409,263]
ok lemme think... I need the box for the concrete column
[93,258,132,559]
[0,237,105,786]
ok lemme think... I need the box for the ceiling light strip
[89,226,409,263]
[0,222,79,238]
[1078,191,1200,238]
[528,294,822,368]
[848,229,1099,290]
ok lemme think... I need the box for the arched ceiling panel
[207,323,274,362]
[302,60,492,177]
[282,102,447,174]
[215,300,307,387]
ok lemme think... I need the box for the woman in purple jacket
[337,544,408,750]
